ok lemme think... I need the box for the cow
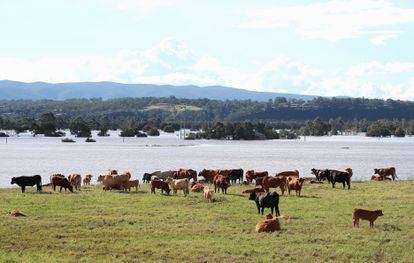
[142,173,153,183]
[276,170,299,178]
[246,170,268,183]
[151,180,170,195]
[51,175,73,192]
[103,174,129,191]
[353,208,384,228]
[83,174,92,185]
[249,191,280,216]
[166,177,190,196]
[287,177,305,196]
[10,175,42,193]
[374,167,397,180]
[255,214,281,233]
[311,168,326,181]
[371,175,391,181]
[214,175,229,194]
[127,180,140,192]
[68,174,81,191]
[229,169,244,183]
[173,169,197,182]
[198,169,219,183]
[320,169,351,189]
[8,210,26,217]
[204,186,213,202]
[97,175,105,184]
[256,176,287,195]
[191,182,204,192]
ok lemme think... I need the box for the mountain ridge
[0,80,317,101]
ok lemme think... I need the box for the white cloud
[109,0,176,12]
[240,0,414,45]
[1,39,414,100]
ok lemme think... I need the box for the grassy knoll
[144,104,202,112]
[0,181,413,262]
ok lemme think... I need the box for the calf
[249,191,280,216]
[127,180,140,191]
[204,186,213,202]
[11,175,42,193]
[83,174,92,185]
[287,177,305,196]
[353,208,383,228]
[51,175,73,192]
[255,214,281,233]
[151,180,170,195]
[214,175,229,194]
[191,182,204,192]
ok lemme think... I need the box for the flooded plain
[1,131,413,187]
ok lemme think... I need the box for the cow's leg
[271,207,274,215]
[347,180,351,189]
[256,203,260,214]
[261,207,264,215]
[21,186,25,193]
[332,182,335,188]
[342,181,345,189]
[276,205,280,217]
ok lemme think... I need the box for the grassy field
[144,104,202,112]
[0,181,413,262]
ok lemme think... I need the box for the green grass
[144,104,202,112]
[1,181,413,262]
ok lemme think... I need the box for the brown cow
[191,182,204,192]
[204,186,213,202]
[8,210,26,217]
[255,214,281,233]
[173,169,197,181]
[214,175,229,194]
[287,177,305,196]
[246,170,268,183]
[51,176,73,192]
[103,174,129,191]
[68,174,81,191]
[198,169,219,183]
[353,208,383,228]
[256,176,287,195]
[371,175,392,181]
[374,167,397,180]
[127,180,140,191]
[83,174,92,185]
[276,170,299,178]
[151,180,170,195]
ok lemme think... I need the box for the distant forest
[0,96,414,139]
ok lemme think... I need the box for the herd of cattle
[9,166,397,229]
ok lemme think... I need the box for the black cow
[142,173,152,183]
[311,168,326,181]
[11,175,42,193]
[229,169,243,183]
[322,169,351,189]
[249,191,280,216]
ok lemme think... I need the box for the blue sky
[1,0,414,99]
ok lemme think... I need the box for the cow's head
[376,210,384,216]
[10,177,16,185]
[265,214,273,219]
[374,168,379,174]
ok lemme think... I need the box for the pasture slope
[0,181,413,262]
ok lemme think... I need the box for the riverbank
[1,181,413,262]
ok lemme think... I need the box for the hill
[0,80,316,101]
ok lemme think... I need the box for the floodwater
[0,131,413,187]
